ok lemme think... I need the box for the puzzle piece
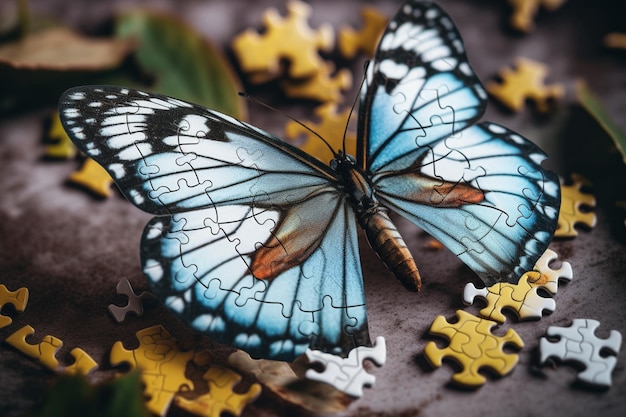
[508,0,567,32]
[108,278,155,323]
[540,319,622,387]
[175,366,262,417]
[605,33,626,50]
[45,112,78,159]
[424,310,524,387]
[555,174,597,237]
[305,336,386,397]
[486,57,564,112]
[68,157,114,198]
[231,0,333,82]
[110,325,210,416]
[0,283,29,328]
[284,103,357,163]
[282,62,352,103]
[463,248,573,322]
[338,6,388,59]
[5,325,98,374]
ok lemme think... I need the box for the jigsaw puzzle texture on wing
[486,57,564,112]
[424,310,524,387]
[5,324,98,375]
[0,283,29,328]
[540,319,622,388]
[555,174,597,238]
[305,336,386,397]
[59,0,560,365]
[463,248,573,322]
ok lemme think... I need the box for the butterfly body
[331,152,421,291]
[59,1,560,361]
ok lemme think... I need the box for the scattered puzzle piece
[68,157,114,198]
[305,336,386,397]
[175,366,262,417]
[424,310,524,387]
[338,6,388,59]
[463,248,573,322]
[110,325,211,416]
[45,112,78,159]
[486,57,564,112]
[605,33,626,50]
[5,325,98,374]
[284,103,356,163]
[0,283,29,328]
[508,0,567,32]
[108,278,155,323]
[231,0,333,81]
[540,319,622,388]
[556,174,597,237]
[282,62,352,103]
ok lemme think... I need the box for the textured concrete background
[1,1,625,416]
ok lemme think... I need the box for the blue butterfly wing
[59,86,369,360]
[360,1,560,284]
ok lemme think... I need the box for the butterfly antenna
[238,92,337,157]
[342,60,370,156]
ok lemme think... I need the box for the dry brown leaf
[0,27,134,70]
[228,350,353,413]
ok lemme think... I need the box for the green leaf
[29,371,150,417]
[576,79,626,164]
[115,10,246,119]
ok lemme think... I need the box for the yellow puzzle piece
[338,6,388,59]
[424,310,524,387]
[45,112,78,159]
[282,61,352,103]
[5,324,98,374]
[175,366,262,417]
[231,0,333,82]
[110,325,213,417]
[556,174,597,238]
[284,103,357,163]
[0,283,29,328]
[508,0,567,32]
[486,57,564,112]
[68,157,114,198]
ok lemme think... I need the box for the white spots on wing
[68,92,86,100]
[120,88,129,95]
[476,85,487,100]
[167,97,193,108]
[138,90,149,97]
[129,188,145,205]
[85,118,96,125]
[487,123,506,135]
[63,108,80,118]
[108,163,126,179]
[425,8,439,20]
[440,16,453,31]
[510,133,525,144]
[234,333,262,350]
[144,259,163,282]
[88,101,102,108]
[106,94,117,99]
[379,60,410,79]
[87,148,101,157]
[71,127,85,140]
[165,295,185,313]
[118,141,152,161]
[179,114,210,135]
[192,314,226,333]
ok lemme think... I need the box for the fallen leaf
[228,350,353,413]
[115,10,246,119]
[0,27,134,70]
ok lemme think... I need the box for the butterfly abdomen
[332,154,421,292]
[359,208,422,292]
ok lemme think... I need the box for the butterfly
[59,0,560,361]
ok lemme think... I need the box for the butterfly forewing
[60,86,371,360]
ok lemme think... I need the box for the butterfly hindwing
[59,86,370,360]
